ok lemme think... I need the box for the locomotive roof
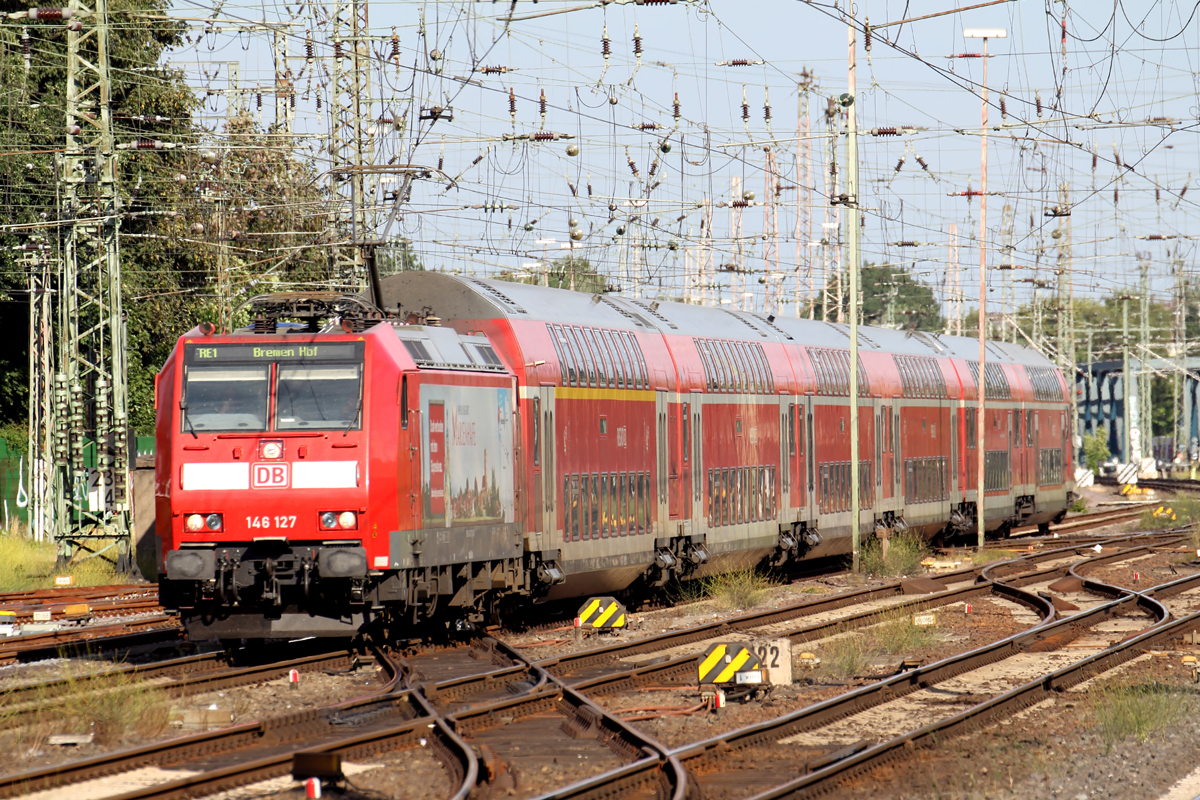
[376,271,1056,369]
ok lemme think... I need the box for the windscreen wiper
[343,393,362,436]
[180,399,198,439]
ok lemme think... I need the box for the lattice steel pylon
[54,0,132,570]
[328,0,377,291]
[24,243,54,543]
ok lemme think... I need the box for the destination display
[185,342,361,362]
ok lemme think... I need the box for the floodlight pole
[847,21,861,572]
[964,27,1005,551]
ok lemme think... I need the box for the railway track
[2,530,1188,800]
[0,616,183,667]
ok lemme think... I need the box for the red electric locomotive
[156,277,1075,639]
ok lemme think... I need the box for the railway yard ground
[6,483,1200,799]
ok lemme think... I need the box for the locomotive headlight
[261,441,283,459]
[205,513,223,531]
[337,511,357,530]
[320,511,339,530]
[185,514,205,532]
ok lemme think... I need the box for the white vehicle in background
[0,610,19,637]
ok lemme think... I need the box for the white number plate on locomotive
[245,515,297,529]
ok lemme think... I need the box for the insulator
[437,155,444,171]
[1035,92,1043,117]
[1181,186,1189,200]
[21,30,30,56]
[872,127,898,136]
[999,97,1007,119]
[481,66,508,74]
[633,25,643,56]
[649,159,658,176]
[1148,233,1164,240]
[28,8,70,21]
[639,122,658,130]
[290,93,295,109]
[531,131,555,141]
[916,155,930,171]
[539,88,546,118]
[1113,187,1119,205]
[587,177,593,196]
[316,95,321,110]
[742,94,749,123]
[673,92,680,121]
[568,181,577,196]
[390,30,400,60]
[894,156,905,173]
[732,199,749,208]
[1091,152,1098,170]
[508,87,516,117]
[897,240,917,247]
[472,153,485,166]
[1115,152,1123,169]
[864,24,871,52]
[727,59,752,67]
[1156,188,1161,202]
[601,25,610,56]
[134,139,164,149]
[305,31,313,61]
[256,92,262,110]
[627,154,639,177]
[1061,17,1067,45]
[763,90,772,122]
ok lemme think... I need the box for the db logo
[252,463,290,489]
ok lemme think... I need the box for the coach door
[656,391,669,536]
[804,396,814,520]
[538,386,556,547]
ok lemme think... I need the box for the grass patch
[858,530,932,578]
[817,632,871,680]
[703,568,773,611]
[871,608,942,655]
[0,532,125,592]
[971,548,1018,565]
[1138,498,1200,531]
[1089,680,1196,752]
[1,660,170,749]
[665,576,709,605]
[1070,497,1088,513]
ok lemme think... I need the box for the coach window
[599,474,610,537]
[566,328,593,387]
[579,475,590,539]
[399,375,409,430]
[603,330,626,389]
[751,345,772,393]
[587,473,599,538]
[557,327,580,387]
[582,330,607,388]
[728,341,748,394]
[713,341,734,393]
[629,335,648,390]
[735,342,758,393]
[598,331,619,389]
[569,475,580,541]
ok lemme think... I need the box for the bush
[0,421,26,455]
[1082,427,1110,472]
[1090,680,1195,752]
[703,568,772,611]
[859,530,931,578]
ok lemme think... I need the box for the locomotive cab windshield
[180,342,364,434]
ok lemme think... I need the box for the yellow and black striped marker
[697,643,762,685]
[577,596,627,630]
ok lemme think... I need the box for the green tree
[815,263,945,332]
[1082,426,1111,472]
